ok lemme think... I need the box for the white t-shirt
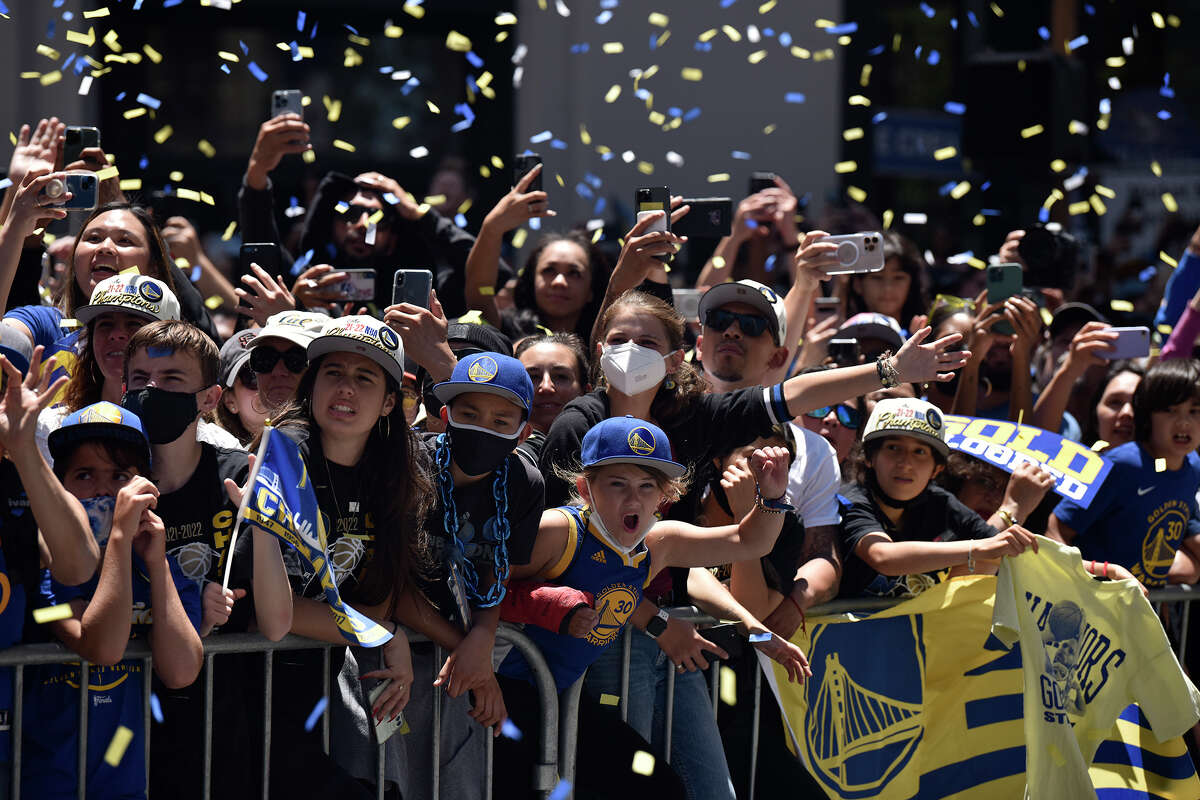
[992,536,1200,799]
[37,405,244,467]
[785,422,841,528]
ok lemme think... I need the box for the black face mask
[122,386,199,445]
[447,421,519,476]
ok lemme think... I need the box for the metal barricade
[0,622,559,800]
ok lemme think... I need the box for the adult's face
[74,210,153,298]
[532,240,592,326]
[697,301,781,386]
[332,190,395,262]
[519,342,584,434]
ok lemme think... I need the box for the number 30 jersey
[499,505,653,690]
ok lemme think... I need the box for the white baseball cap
[861,397,948,457]
[697,279,788,346]
[251,310,329,350]
[76,275,180,325]
[307,315,405,386]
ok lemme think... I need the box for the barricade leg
[142,656,152,792]
[559,675,584,798]
[78,659,88,800]
[262,651,272,800]
[432,644,441,800]
[495,624,560,797]
[662,663,675,766]
[11,664,20,800]
[619,626,632,724]
[202,653,213,800]
[748,666,761,800]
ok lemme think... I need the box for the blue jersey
[1053,442,1200,588]
[499,506,654,690]
[23,556,201,800]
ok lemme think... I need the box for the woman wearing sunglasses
[244,310,328,415]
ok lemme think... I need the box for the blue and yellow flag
[759,577,1199,799]
[230,425,392,648]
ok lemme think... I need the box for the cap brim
[863,428,948,457]
[585,454,687,479]
[433,380,529,412]
[48,422,151,465]
[252,330,318,350]
[698,284,783,343]
[221,351,253,387]
[306,335,404,386]
[841,323,903,348]
[75,303,160,325]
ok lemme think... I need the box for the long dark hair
[1082,360,1145,446]
[62,318,106,413]
[593,291,707,427]
[265,353,433,614]
[507,231,609,342]
[57,202,178,317]
[847,231,929,328]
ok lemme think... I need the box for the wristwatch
[645,607,670,638]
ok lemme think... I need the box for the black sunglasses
[249,346,307,374]
[805,404,861,430]
[334,202,392,227]
[703,308,771,338]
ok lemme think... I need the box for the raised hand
[289,264,347,310]
[355,172,423,221]
[200,581,247,636]
[384,289,452,376]
[245,114,311,190]
[891,327,972,384]
[65,146,123,206]
[481,163,555,233]
[0,346,66,453]
[4,170,70,236]
[719,456,758,519]
[8,118,64,184]
[749,445,791,501]
[236,263,297,324]
[113,476,160,541]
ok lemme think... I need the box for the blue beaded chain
[433,433,511,607]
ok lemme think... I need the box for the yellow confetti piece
[712,256,727,270]
[1151,160,1162,177]
[860,64,872,87]
[122,108,147,120]
[720,665,737,706]
[512,228,528,249]
[1049,159,1066,173]
[834,160,857,174]
[790,46,810,59]
[221,221,237,241]
[95,166,118,181]
[1039,307,1053,326]
[579,124,592,145]
[200,193,214,207]
[494,11,516,25]
[882,209,893,229]
[1168,14,1182,27]
[1109,299,1134,313]
[1160,251,1178,268]
[1090,185,1115,200]
[1157,323,1173,335]
[602,42,624,54]
[632,750,656,776]
[707,173,730,183]
[204,295,224,310]
[19,71,42,80]
[426,100,440,114]
[102,29,120,52]
[848,94,871,107]
[1162,192,1178,213]
[37,44,62,60]
[698,28,718,42]
[384,23,404,38]
[490,155,505,169]
[1020,123,1045,139]
[972,214,985,226]
[403,2,425,18]
[814,18,835,28]
[66,27,96,46]
[323,96,342,123]
[837,36,851,46]
[759,0,776,12]
[648,12,669,26]
[591,227,603,244]
[748,49,767,64]
[847,186,867,203]
[933,146,957,161]
[477,71,494,89]
[648,110,666,125]
[762,123,776,135]
[1068,120,1088,135]
[1155,458,1167,472]
[950,181,971,200]
[445,31,472,52]
[1151,11,1165,28]
[637,161,654,175]
[1068,200,1090,215]
[153,125,173,144]
[681,67,703,82]
[989,2,1004,17]
[83,7,111,18]
[119,265,138,276]
[599,693,620,706]
[392,116,411,131]
[1089,195,1107,215]
[722,25,742,41]
[118,178,142,191]
[169,170,184,182]
[347,34,370,47]
[198,140,216,158]
[1105,56,1126,68]
[332,139,356,153]
[142,43,162,63]
[302,150,316,164]
[33,604,73,624]
[104,725,134,767]
[343,48,364,68]
[218,50,239,62]
[176,188,199,202]
[39,71,62,86]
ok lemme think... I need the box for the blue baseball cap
[433,352,534,415]
[581,416,686,478]
[48,401,152,466]
[0,322,33,376]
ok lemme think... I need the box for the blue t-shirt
[4,304,64,350]
[22,556,201,800]
[499,506,653,691]
[1053,442,1200,588]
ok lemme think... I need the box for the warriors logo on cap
[80,402,124,425]
[926,407,943,431]
[467,355,499,383]
[759,285,779,303]
[627,426,656,456]
[139,281,164,303]
[378,326,400,351]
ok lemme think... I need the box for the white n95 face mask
[600,341,667,396]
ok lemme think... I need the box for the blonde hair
[556,460,691,508]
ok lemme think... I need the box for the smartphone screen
[332,269,376,302]
[393,269,434,308]
[748,171,776,196]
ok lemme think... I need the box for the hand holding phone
[986,263,1023,336]
[393,269,434,308]
[39,171,98,210]
[513,153,543,192]
[331,269,376,302]
[635,186,673,263]
[821,233,885,275]
[270,89,304,120]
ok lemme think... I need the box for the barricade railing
[0,622,559,800]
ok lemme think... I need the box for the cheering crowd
[0,101,1196,800]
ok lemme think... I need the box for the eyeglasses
[805,404,861,430]
[703,308,771,338]
[334,202,392,227]
[249,346,307,374]
[236,369,258,390]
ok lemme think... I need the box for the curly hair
[507,231,610,342]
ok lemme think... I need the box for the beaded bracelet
[876,350,900,388]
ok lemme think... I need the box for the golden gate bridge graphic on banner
[807,651,925,794]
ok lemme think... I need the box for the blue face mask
[79,495,116,548]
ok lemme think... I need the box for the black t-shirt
[1,460,47,639]
[157,443,252,629]
[419,432,544,618]
[836,482,997,599]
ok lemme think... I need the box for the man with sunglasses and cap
[247,310,328,413]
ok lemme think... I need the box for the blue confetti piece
[238,40,249,55]
[247,62,268,82]
[150,693,163,723]
[53,0,64,7]
[379,66,394,74]
[62,53,74,70]
[344,24,358,34]
[684,107,702,122]
[585,173,603,189]
[576,183,595,200]
[550,138,567,150]
[825,22,858,34]
[132,0,142,8]
[635,88,651,100]
[115,91,127,101]
[1138,265,1158,282]
[1157,110,1172,120]
[764,253,778,273]
[529,218,541,231]
[967,10,979,26]
[291,42,301,62]
[220,64,231,75]
[136,93,161,109]
[290,248,314,277]
[785,92,806,104]
[600,0,617,7]
[943,101,966,115]
[138,155,149,169]
[1037,206,1050,223]
[1160,86,1176,98]
[450,120,473,133]
[871,111,888,124]
[304,697,328,732]
[1099,98,1111,114]
[163,0,182,7]
[720,0,737,6]
[1084,3,1095,14]
[0,178,13,192]
[748,632,772,643]
[401,77,419,95]
[47,20,56,38]
[694,41,712,52]
[779,32,792,46]
[466,50,483,68]
[189,265,201,282]
[1164,72,1171,85]
[927,49,940,65]
[867,44,885,55]
[501,719,523,740]
[914,45,922,59]
[763,27,775,37]
[937,180,957,196]
[745,219,758,229]
[919,2,935,18]
[1067,34,1088,50]
[950,17,958,29]
[296,10,306,31]
[570,43,589,54]
[530,130,553,144]
[979,181,991,191]
[454,213,468,228]
[61,9,72,20]
[600,151,615,162]
[596,10,612,23]
[549,780,573,800]
[668,106,682,117]
[594,197,607,215]
[731,150,751,160]
[980,208,1000,215]
[310,22,318,38]
[1037,26,1050,41]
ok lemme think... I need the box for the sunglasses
[334,202,392,227]
[249,346,307,375]
[236,369,258,390]
[805,404,861,430]
[703,308,772,339]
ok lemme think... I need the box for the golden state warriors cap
[306,315,405,386]
[697,279,787,346]
[581,416,685,478]
[76,275,180,325]
[432,352,534,414]
[48,401,151,466]
[861,397,948,457]
[252,310,329,350]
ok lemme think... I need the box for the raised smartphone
[331,268,376,302]
[392,269,434,308]
[673,197,732,239]
[270,89,304,119]
[635,186,672,263]
[1099,326,1150,360]
[513,153,542,192]
[986,262,1023,336]
[822,232,885,275]
[63,126,100,166]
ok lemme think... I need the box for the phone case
[822,233,885,274]
[392,270,434,308]
[1101,327,1150,360]
[367,679,408,743]
[271,90,304,118]
[672,289,702,321]
[335,271,375,302]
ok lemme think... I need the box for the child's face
[62,442,138,499]
[870,435,941,502]
[582,464,665,547]
[1148,398,1200,463]
[447,393,526,436]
